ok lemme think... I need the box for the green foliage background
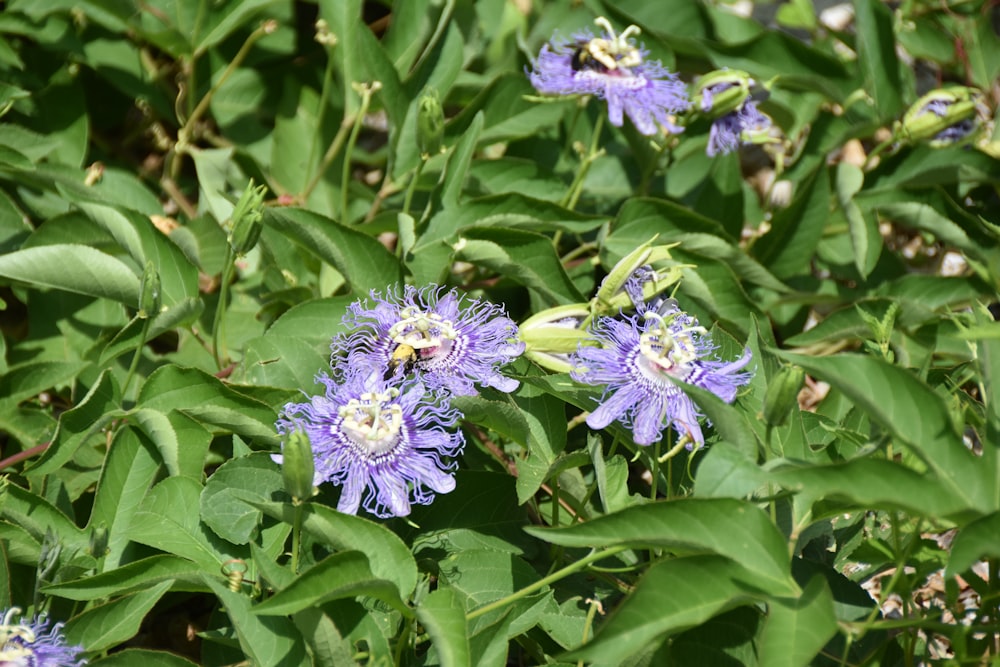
[0,0,999,665]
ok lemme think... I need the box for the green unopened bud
[417,88,445,157]
[519,304,591,373]
[594,238,681,315]
[762,365,804,427]
[89,522,109,558]
[694,69,754,118]
[281,429,317,503]
[138,260,161,318]
[894,87,983,147]
[228,180,268,256]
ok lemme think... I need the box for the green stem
[650,439,661,501]
[213,245,236,369]
[560,114,605,211]
[302,118,353,202]
[304,54,337,195]
[863,136,895,171]
[402,157,427,217]
[121,315,153,401]
[340,82,379,222]
[291,502,304,574]
[466,546,627,621]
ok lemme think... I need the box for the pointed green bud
[138,260,161,318]
[762,365,804,427]
[593,239,681,315]
[417,87,445,157]
[694,69,754,118]
[228,180,268,256]
[281,429,317,503]
[519,304,591,373]
[88,522,109,558]
[893,87,983,147]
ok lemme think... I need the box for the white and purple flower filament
[571,267,753,453]
[275,284,523,519]
[529,17,688,137]
[0,607,87,667]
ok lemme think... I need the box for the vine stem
[560,114,605,211]
[212,245,236,369]
[466,546,627,621]
[121,315,153,401]
[340,82,381,222]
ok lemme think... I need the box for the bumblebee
[384,343,418,381]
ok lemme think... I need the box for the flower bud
[762,365,804,427]
[417,87,445,157]
[894,87,983,147]
[228,180,268,256]
[89,522,109,558]
[694,69,754,118]
[594,239,679,315]
[138,259,161,318]
[519,304,591,373]
[280,429,317,503]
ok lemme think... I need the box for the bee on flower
[529,17,689,136]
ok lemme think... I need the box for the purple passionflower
[529,17,688,136]
[276,373,465,518]
[0,608,86,667]
[571,302,753,446]
[338,284,524,396]
[698,77,771,157]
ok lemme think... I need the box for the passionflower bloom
[529,17,688,136]
[339,284,524,396]
[695,70,772,156]
[276,374,465,518]
[571,302,753,446]
[0,608,86,667]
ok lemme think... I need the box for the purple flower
[276,374,465,518]
[338,284,524,396]
[571,302,753,446]
[700,80,771,157]
[0,608,86,667]
[529,17,688,136]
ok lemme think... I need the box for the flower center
[637,312,705,377]
[586,17,643,71]
[339,390,403,456]
[387,307,457,355]
[0,622,36,667]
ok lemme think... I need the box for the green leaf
[200,454,284,545]
[946,511,1000,578]
[417,587,471,667]
[252,500,418,598]
[751,166,830,280]
[29,370,122,476]
[0,360,88,405]
[128,477,246,571]
[775,351,991,515]
[88,427,161,569]
[441,111,484,210]
[526,499,798,596]
[44,555,207,600]
[136,366,278,445]
[265,207,402,293]
[454,227,585,305]
[564,555,761,663]
[63,580,173,653]
[836,163,880,278]
[254,550,411,617]
[0,244,140,306]
[0,479,87,554]
[88,649,200,667]
[852,0,905,120]
[203,575,309,667]
[758,575,838,667]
